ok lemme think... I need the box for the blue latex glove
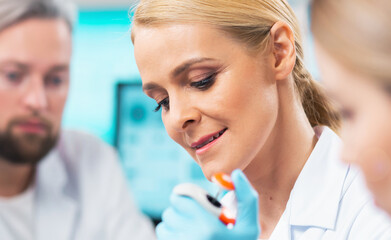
[156,169,260,240]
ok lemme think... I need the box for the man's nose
[22,78,48,111]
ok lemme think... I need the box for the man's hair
[0,0,77,32]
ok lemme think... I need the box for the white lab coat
[18,130,155,240]
[268,126,391,239]
[223,126,391,239]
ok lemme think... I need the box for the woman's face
[133,24,279,179]
[315,43,391,214]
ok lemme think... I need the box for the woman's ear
[269,21,296,80]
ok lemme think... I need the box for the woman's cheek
[358,148,391,183]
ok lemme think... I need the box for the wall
[63,2,318,145]
[62,9,137,145]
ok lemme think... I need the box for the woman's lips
[191,128,227,154]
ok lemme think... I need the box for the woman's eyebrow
[171,57,215,78]
[142,58,218,92]
[142,82,161,92]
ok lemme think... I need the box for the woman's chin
[200,168,214,181]
[200,164,234,182]
[369,183,391,216]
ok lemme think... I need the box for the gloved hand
[156,169,261,240]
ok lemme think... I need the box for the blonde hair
[131,0,340,131]
[311,0,391,86]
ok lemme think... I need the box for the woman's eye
[340,108,355,121]
[190,72,217,90]
[154,97,170,112]
[382,83,391,96]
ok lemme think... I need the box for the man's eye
[45,75,63,86]
[154,98,169,112]
[190,72,217,90]
[5,71,23,83]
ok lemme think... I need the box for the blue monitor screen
[115,82,217,219]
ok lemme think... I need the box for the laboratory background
[66,0,314,223]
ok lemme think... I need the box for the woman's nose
[168,98,201,132]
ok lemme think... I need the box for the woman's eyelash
[154,104,161,112]
[154,97,169,112]
[152,72,218,112]
[190,72,217,90]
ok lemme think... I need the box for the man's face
[0,18,72,165]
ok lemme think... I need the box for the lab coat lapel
[269,209,292,240]
[289,127,348,230]
[35,147,79,240]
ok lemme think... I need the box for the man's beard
[0,116,59,165]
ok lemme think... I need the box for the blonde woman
[312,0,391,218]
[131,0,391,239]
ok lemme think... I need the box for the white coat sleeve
[100,148,156,240]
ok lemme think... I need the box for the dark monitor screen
[115,82,216,219]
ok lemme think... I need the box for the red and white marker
[173,172,237,228]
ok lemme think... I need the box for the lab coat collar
[288,126,349,230]
[34,134,79,240]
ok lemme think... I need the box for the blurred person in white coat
[312,0,391,219]
[0,0,155,239]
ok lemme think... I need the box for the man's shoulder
[59,129,108,146]
[47,129,124,193]
[59,129,114,151]
[54,129,118,167]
